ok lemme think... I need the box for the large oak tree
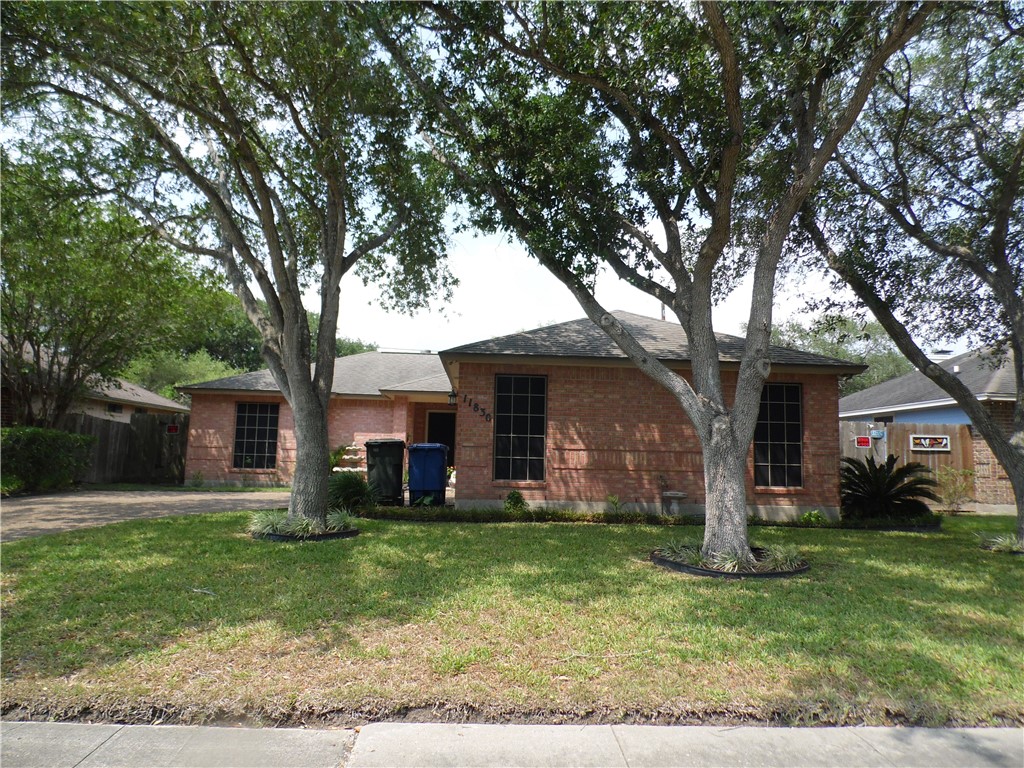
[378,1,932,559]
[3,2,451,522]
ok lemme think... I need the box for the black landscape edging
[252,528,360,543]
[650,551,809,579]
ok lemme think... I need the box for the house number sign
[462,394,493,422]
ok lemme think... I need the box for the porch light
[448,389,457,406]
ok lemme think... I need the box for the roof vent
[953,364,961,374]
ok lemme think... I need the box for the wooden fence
[63,412,190,484]
[840,420,974,494]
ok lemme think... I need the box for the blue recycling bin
[408,443,449,506]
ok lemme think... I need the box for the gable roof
[180,351,448,398]
[839,347,1017,417]
[441,311,865,371]
[89,378,191,413]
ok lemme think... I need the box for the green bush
[327,470,374,511]
[503,490,529,515]
[797,509,831,528]
[0,427,95,493]
[840,454,940,523]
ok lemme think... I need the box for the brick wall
[972,401,1015,504]
[186,393,414,485]
[453,361,842,516]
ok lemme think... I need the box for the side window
[233,402,280,469]
[753,384,802,487]
[493,375,546,481]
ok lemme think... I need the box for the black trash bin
[365,439,405,506]
[408,443,449,506]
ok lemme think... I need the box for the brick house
[183,312,861,518]
[181,352,455,486]
[440,312,862,518]
[839,348,1017,505]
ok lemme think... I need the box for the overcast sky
[325,230,823,353]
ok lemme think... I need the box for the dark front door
[426,411,456,467]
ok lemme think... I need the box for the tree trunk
[1004,445,1024,541]
[287,383,330,525]
[701,415,753,562]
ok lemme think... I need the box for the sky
[325,230,820,353]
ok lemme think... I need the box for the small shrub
[605,494,624,515]
[247,508,288,536]
[979,533,1024,554]
[326,506,354,531]
[840,454,939,523]
[756,545,806,572]
[503,490,529,515]
[328,471,372,510]
[797,509,830,527]
[654,540,806,574]
[248,507,353,538]
[189,470,204,488]
[654,540,705,567]
[0,427,95,493]
[936,466,974,514]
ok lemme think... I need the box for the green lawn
[1,514,1021,726]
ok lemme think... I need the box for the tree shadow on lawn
[2,513,1020,723]
[0,514,668,678]
[723,522,1023,723]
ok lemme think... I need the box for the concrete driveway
[0,489,291,542]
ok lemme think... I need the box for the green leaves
[839,454,941,523]
[1,149,214,426]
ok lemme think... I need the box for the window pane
[493,375,546,481]
[233,403,279,472]
[754,464,770,486]
[753,385,801,488]
[528,459,544,481]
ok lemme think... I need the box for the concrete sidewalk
[2,721,1021,768]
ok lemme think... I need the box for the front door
[426,411,456,467]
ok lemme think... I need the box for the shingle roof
[90,378,190,413]
[441,311,864,370]
[181,351,447,397]
[839,347,1016,416]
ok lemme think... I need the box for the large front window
[233,402,279,469]
[753,383,802,487]
[493,375,546,481]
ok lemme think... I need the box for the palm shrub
[839,454,940,523]
[327,470,373,511]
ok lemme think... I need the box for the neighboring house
[0,377,189,427]
[441,311,862,518]
[838,348,1017,505]
[183,312,862,519]
[71,378,191,423]
[181,352,455,484]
